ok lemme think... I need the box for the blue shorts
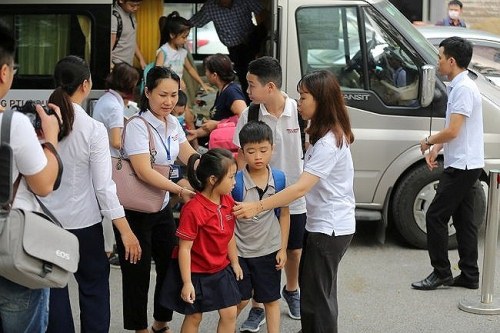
[287,213,307,250]
[237,252,281,303]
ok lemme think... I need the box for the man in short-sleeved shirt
[412,36,484,291]
[111,0,146,68]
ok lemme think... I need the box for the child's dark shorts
[237,251,281,303]
[287,213,307,250]
[160,262,241,315]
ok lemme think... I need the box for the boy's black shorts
[237,251,281,303]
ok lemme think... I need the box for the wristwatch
[425,136,433,146]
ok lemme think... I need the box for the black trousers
[47,223,110,333]
[228,43,257,104]
[426,167,482,281]
[299,231,353,333]
[114,206,177,330]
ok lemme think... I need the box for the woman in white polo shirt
[40,55,141,333]
[118,66,197,333]
[234,70,355,333]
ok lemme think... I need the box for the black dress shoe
[411,272,453,290]
[451,274,479,289]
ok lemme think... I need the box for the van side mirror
[420,65,436,108]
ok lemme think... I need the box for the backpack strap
[271,168,286,218]
[112,9,123,51]
[247,103,260,122]
[231,170,245,202]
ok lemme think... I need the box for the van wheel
[391,163,486,249]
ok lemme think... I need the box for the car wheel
[391,162,486,249]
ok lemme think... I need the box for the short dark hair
[105,62,140,95]
[239,120,273,149]
[204,53,235,83]
[448,0,463,9]
[248,56,282,88]
[0,20,15,68]
[439,36,472,69]
[177,89,187,107]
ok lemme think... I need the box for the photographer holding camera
[0,21,62,333]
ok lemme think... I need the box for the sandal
[151,326,169,333]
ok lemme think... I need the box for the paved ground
[69,220,500,332]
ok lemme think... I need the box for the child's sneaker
[282,286,301,319]
[240,307,265,332]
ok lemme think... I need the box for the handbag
[0,109,80,289]
[112,115,171,213]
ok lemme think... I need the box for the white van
[2,0,499,249]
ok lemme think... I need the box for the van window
[0,14,91,76]
[296,6,361,89]
[362,7,420,106]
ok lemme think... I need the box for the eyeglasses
[12,64,19,75]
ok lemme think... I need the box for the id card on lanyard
[149,122,183,181]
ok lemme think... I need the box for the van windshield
[373,1,437,65]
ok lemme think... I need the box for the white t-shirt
[303,131,355,236]
[233,93,306,214]
[92,89,125,158]
[444,71,484,170]
[123,110,187,208]
[1,112,47,212]
[157,44,187,79]
[39,103,125,229]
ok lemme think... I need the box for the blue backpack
[140,48,167,95]
[231,168,286,218]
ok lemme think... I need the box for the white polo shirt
[233,92,306,214]
[92,89,125,158]
[1,112,47,212]
[123,110,187,208]
[303,131,355,236]
[39,103,125,229]
[444,71,484,170]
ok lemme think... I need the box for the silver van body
[276,0,499,247]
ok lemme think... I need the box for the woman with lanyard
[187,53,247,146]
[117,66,197,333]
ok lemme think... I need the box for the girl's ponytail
[187,153,203,192]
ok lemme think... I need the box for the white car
[417,26,500,86]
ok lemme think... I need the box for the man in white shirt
[0,20,62,332]
[412,36,484,291]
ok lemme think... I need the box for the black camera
[15,100,55,130]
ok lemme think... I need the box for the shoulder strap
[231,170,244,202]
[120,115,158,165]
[271,168,286,218]
[271,168,286,192]
[1,110,15,210]
[1,109,13,144]
[247,103,260,122]
[112,9,123,51]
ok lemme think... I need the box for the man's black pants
[426,167,482,282]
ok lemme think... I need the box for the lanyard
[149,124,171,161]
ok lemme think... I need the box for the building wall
[461,0,500,34]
